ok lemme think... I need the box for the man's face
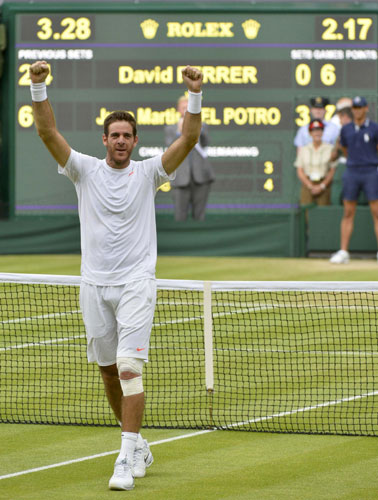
[339,113,352,127]
[311,107,326,120]
[102,121,138,168]
[352,106,368,122]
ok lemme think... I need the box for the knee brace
[117,357,144,396]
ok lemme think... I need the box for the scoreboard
[2,2,378,216]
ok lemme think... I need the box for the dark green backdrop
[0,1,377,255]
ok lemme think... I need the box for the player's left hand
[181,66,203,93]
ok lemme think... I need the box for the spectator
[294,97,340,152]
[330,97,353,130]
[330,96,378,264]
[330,107,353,163]
[295,119,337,205]
[165,95,215,221]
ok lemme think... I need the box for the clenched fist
[181,66,203,93]
[29,60,50,84]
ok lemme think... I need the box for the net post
[204,281,214,427]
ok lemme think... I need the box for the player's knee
[117,357,144,396]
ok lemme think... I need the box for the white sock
[117,432,138,463]
[136,432,144,448]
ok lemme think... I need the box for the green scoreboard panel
[2,2,378,215]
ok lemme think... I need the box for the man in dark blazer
[165,95,215,221]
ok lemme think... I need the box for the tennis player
[29,60,203,491]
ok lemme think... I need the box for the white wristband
[187,90,202,114]
[30,82,47,102]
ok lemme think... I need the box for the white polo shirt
[59,149,173,286]
[294,142,336,181]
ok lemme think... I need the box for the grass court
[1,255,378,499]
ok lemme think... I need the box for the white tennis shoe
[330,250,350,264]
[133,438,154,478]
[109,458,134,490]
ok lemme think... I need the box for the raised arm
[30,61,71,167]
[162,66,203,176]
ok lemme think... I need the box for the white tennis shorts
[79,279,157,366]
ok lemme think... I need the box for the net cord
[0,273,378,292]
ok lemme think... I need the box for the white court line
[0,318,200,353]
[158,300,378,313]
[3,307,378,357]
[3,298,373,329]
[0,335,86,352]
[151,345,378,357]
[0,311,202,353]
[226,389,378,429]
[3,337,377,358]
[0,429,214,481]
[0,310,81,325]
[2,388,378,480]
[3,334,378,359]
[0,313,204,353]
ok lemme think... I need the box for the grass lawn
[1,425,378,500]
[0,254,378,281]
[1,254,378,499]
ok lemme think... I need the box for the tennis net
[1,273,378,436]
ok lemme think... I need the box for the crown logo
[242,19,261,40]
[158,181,171,192]
[140,19,159,39]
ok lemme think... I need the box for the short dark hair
[103,111,137,137]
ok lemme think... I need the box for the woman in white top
[294,119,338,205]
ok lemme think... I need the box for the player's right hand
[181,66,203,93]
[29,60,50,83]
